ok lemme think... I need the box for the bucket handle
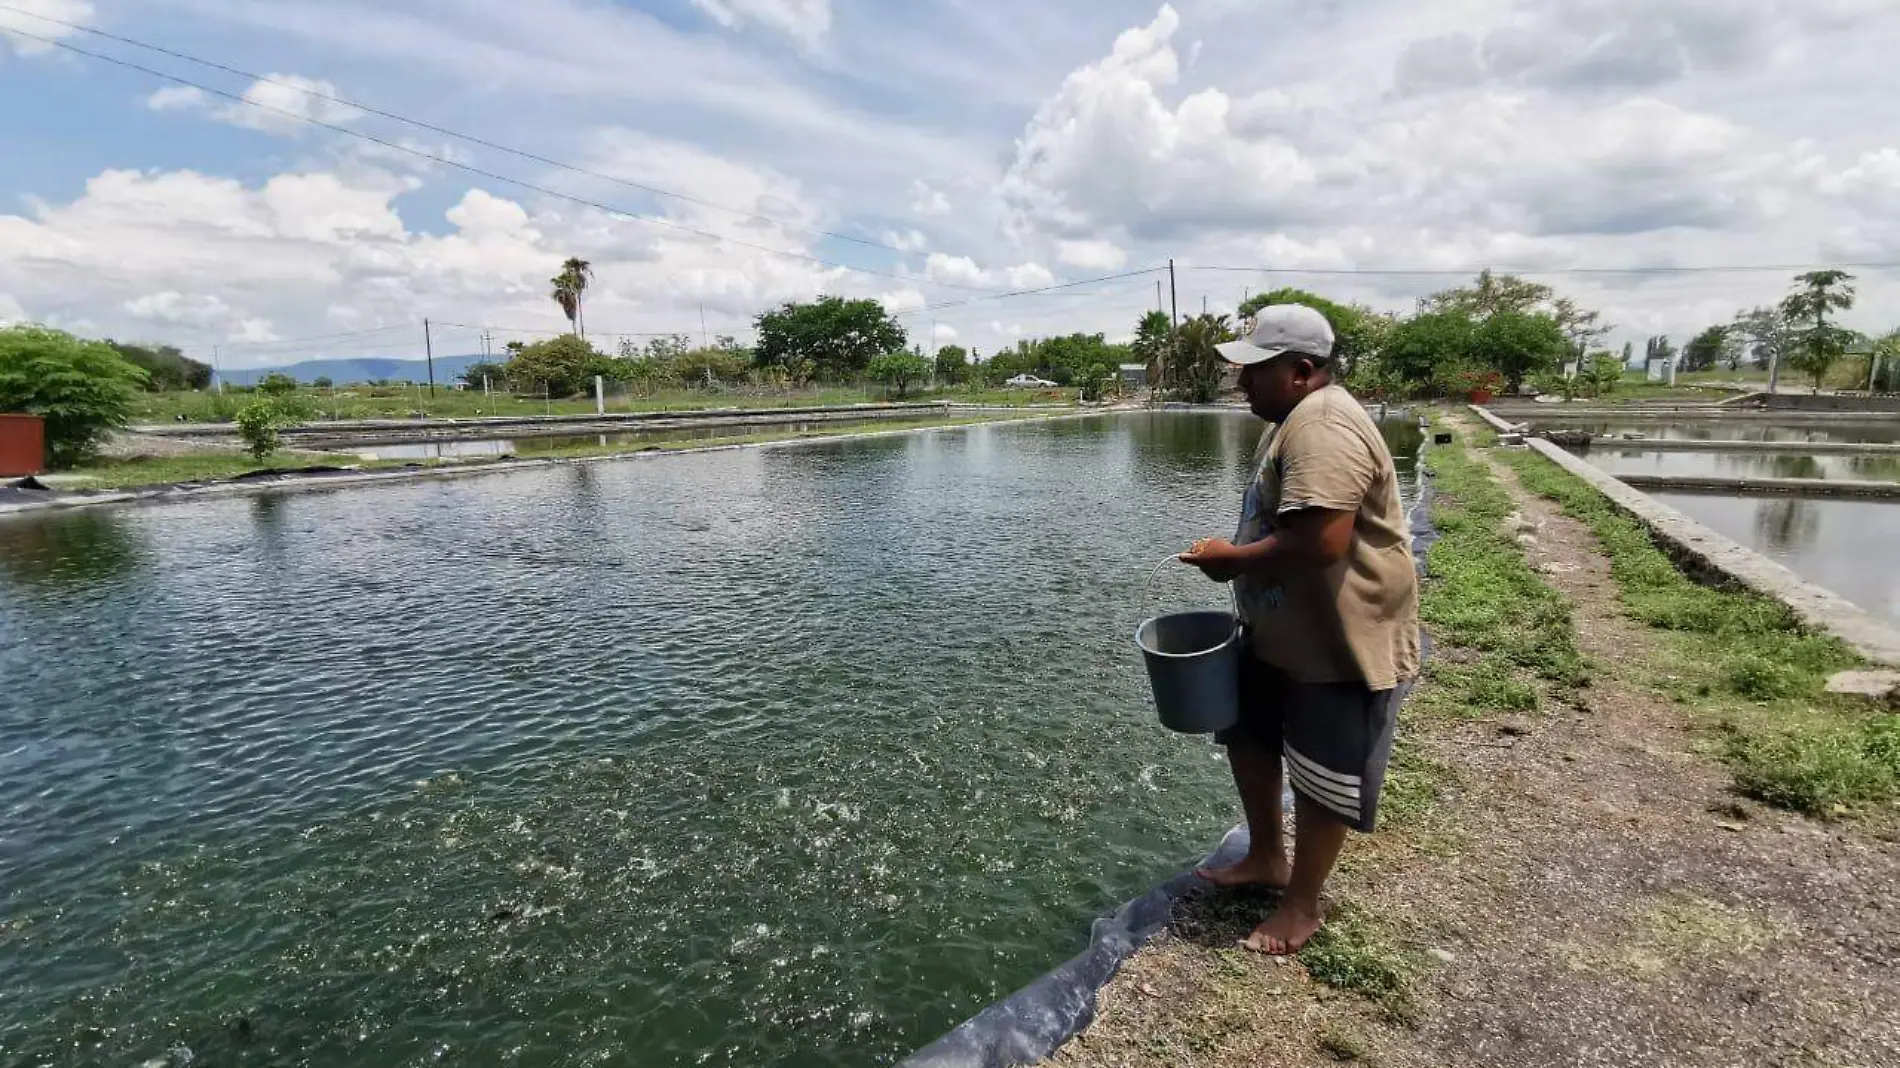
[1142,552,1242,618]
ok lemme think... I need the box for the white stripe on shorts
[1285,760,1362,818]
[1286,745,1363,791]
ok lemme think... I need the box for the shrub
[258,372,300,397]
[0,324,149,467]
[234,396,312,461]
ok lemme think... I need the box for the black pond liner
[901,444,1442,1068]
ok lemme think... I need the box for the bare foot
[1194,850,1292,889]
[1242,898,1323,955]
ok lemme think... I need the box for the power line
[430,321,710,338]
[0,2,927,259]
[903,267,1168,315]
[1188,262,1900,278]
[216,324,411,350]
[5,25,1002,293]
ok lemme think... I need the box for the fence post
[595,375,605,416]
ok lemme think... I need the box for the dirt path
[1048,439,1900,1068]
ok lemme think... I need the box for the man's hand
[1180,538,1243,582]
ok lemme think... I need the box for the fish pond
[0,412,1420,1068]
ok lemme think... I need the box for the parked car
[1004,374,1059,388]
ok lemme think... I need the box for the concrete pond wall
[1470,404,1900,667]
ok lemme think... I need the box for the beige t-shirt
[1232,384,1420,690]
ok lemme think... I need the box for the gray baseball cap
[1215,304,1335,366]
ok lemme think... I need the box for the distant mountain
[219,354,489,386]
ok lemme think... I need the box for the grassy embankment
[129,384,1081,424]
[59,411,1056,491]
[1495,446,1899,818]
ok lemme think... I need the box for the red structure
[0,414,46,477]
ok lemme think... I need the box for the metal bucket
[1134,558,1242,734]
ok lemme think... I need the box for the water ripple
[0,413,1419,1067]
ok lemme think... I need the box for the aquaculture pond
[0,412,1420,1067]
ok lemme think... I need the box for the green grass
[1493,447,1894,818]
[128,384,1084,424]
[62,452,372,489]
[1420,433,1588,707]
[1298,903,1419,1022]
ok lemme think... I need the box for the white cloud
[878,288,927,314]
[123,291,234,326]
[881,228,929,253]
[691,0,831,48]
[1056,239,1128,270]
[931,322,959,345]
[0,0,93,55]
[143,86,208,112]
[0,293,29,326]
[1005,263,1056,289]
[909,180,952,217]
[217,74,364,136]
[925,253,991,287]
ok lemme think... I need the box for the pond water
[1578,448,1900,483]
[1645,492,1900,625]
[355,420,885,461]
[1556,420,1900,445]
[0,413,1422,1068]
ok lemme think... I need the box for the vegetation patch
[1492,448,1893,819]
[1297,903,1418,1022]
[1419,433,1588,711]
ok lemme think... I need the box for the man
[1179,303,1420,954]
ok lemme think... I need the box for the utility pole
[423,318,437,399]
[699,303,709,349]
[211,345,223,394]
[1202,295,1208,316]
[1167,258,1181,401]
[1155,279,1164,313]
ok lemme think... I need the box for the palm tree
[550,257,594,339]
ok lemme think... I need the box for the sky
[3,0,1900,369]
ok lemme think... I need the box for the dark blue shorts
[1216,649,1406,833]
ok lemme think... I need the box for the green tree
[312,376,334,389]
[1424,269,1555,318]
[460,361,506,388]
[505,334,601,397]
[0,325,148,468]
[1781,269,1857,392]
[1680,326,1728,373]
[107,341,212,391]
[550,257,595,339]
[258,372,299,397]
[1384,310,1477,391]
[1871,330,1900,392]
[867,350,931,398]
[754,296,907,381]
[1168,314,1234,403]
[1079,362,1114,402]
[1237,288,1388,376]
[1130,310,1173,390]
[673,347,752,389]
[1471,310,1565,392]
[933,344,968,384]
